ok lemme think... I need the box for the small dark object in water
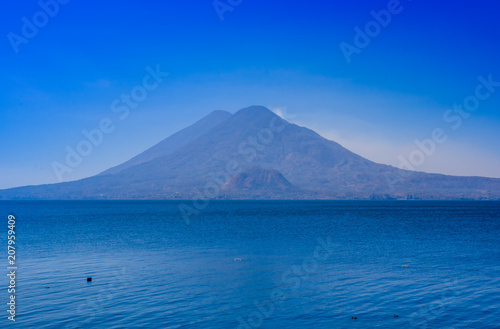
[394,314,399,318]
[87,277,92,282]
[351,317,357,319]
[46,286,50,289]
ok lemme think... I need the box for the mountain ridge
[1,105,499,200]
[100,110,232,175]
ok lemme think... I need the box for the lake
[1,200,499,328]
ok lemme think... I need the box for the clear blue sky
[1,0,500,189]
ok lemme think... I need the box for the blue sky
[1,0,499,189]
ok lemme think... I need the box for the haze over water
[1,200,499,328]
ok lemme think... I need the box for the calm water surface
[0,201,499,328]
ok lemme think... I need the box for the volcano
[1,106,499,200]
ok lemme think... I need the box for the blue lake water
[0,200,499,328]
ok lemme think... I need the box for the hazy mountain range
[2,106,500,200]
